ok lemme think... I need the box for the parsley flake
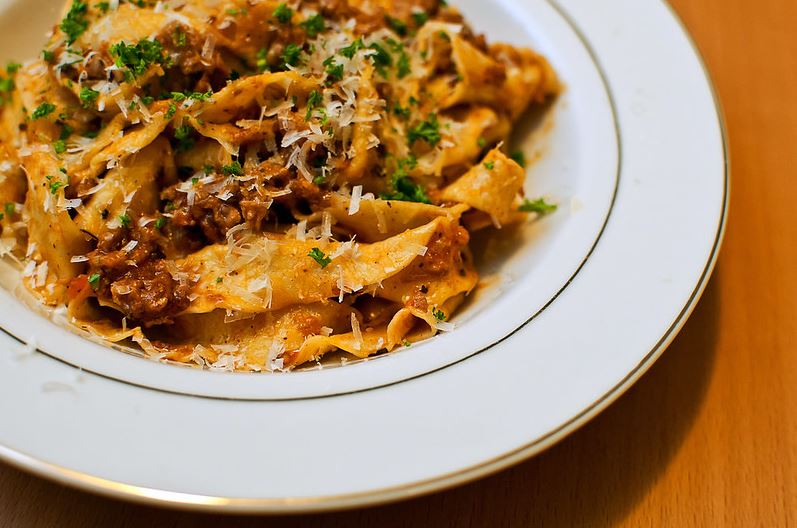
[305,90,323,121]
[32,102,56,120]
[49,179,66,195]
[281,43,303,67]
[256,48,269,72]
[0,77,13,93]
[174,125,195,152]
[385,16,408,36]
[301,14,326,37]
[379,156,431,204]
[88,272,101,289]
[273,3,293,24]
[340,38,364,59]
[308,247,332,268]
[109,38,166,79]
[408,114,441,146]
[519,198,557,215]
[323,56,343,84]
[60,1,89,45]
[79,86,99,108]
[222,161,244,177]
[368,42,392,76]
[510,150,527,167]
[412,11,429,27]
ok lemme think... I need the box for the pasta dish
[0,0,558,371]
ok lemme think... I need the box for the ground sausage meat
[109,260,192,326]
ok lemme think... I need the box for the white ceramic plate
[0,0,727,513]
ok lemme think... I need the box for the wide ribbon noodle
[0,0,558,371]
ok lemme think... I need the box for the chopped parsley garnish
[165,102,177,119]
[88,272,101,289]
[109,38,166,79]
[519,198,558,215]
[396,52,410,78]
[32,102,56,120]
[42,50,55,63]
[53,140,67,154]
[174,125,195,152]
[305,90,323,121]
[393,103,411,119]
[60,1,89,45]
[281,43,303,67]
[6,62,21,74]
[510,150,527,167]
[432,307,446,321]
[477,137,486,148]
[173,27,187,47]
[4,203,13,216]
[385,16,408,36]
[154,217,166,230]
[79,86,99,108]
[412,11,429,27]
[222,161,244,177]
[380,156,431,204]
[484,161,495,170]
[340,38,364,59]
[368,42,392,76]
[308,247,332,268]
[385,38,411,78]
[322,56,343,84]
[408,114,441,146]
[0,77,15,102]
[256,48,269,72]
[118,214,131,228]
[170,90,212,102]
[95,2,110,13]
[273,3,293,24]
[49,179,66,195]
[59,124,73,141]
[301,14,326,37]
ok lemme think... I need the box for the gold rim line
[0,0,730,515]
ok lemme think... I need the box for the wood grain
[2,0,795,525]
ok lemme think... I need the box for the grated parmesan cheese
[351,313,363,351]
[121,240,138,253]
[348,185,363,215]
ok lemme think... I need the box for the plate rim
[0,0,729,514]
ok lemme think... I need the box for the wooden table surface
[2,0,795,526]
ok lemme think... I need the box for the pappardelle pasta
[0,0,558,371]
